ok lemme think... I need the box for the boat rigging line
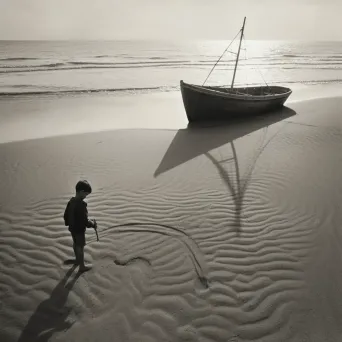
[202,29,242,86]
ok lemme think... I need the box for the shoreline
[1,83,342,145]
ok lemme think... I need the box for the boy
[64,180,96,272]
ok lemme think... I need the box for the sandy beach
[1,86,342,342]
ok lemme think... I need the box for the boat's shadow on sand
[154,106,296,176]
[154,106,296,235]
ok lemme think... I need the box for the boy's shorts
[70,231,86,247]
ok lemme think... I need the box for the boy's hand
[89,219,97,228]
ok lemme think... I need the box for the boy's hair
[75,180,92,193]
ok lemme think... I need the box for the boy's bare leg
[73,244,80,264]
[77,246,91,272]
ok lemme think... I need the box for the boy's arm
[76,202,95,228]
[84,205,96,228]
[63,202,70,226]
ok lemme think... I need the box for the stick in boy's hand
[93,219,99,241]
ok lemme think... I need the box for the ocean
[1,40,342,96]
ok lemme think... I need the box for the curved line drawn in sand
[87,222,209,288]
[17,265,82,342]
[114,256,152,266]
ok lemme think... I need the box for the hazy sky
[0,0,341,40]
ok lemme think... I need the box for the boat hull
[180,81,292,122]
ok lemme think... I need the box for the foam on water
[1,40,342,95]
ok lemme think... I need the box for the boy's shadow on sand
[17,265,83,342]
[154,107,296,234]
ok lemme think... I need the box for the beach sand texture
[1,96,342,342]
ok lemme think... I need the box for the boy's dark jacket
[64,197,93,233]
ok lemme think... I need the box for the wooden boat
[180,17,292,122]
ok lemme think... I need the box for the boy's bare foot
[79,265,92,272]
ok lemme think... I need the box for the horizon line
[1,38,342,42]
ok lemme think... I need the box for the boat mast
[231,17,246,89]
